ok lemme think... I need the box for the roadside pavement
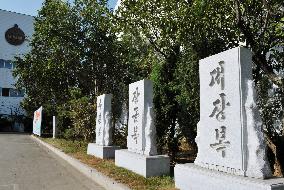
[0,133,105,190]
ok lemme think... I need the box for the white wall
[0,97,25,116]
[0,9,34,60]
[0,69,14,88]
[0,9,34,116]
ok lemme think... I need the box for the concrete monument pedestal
[87,143,119,159]
[175,164,284,190]
[115,149,170,177]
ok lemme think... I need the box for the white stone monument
[175,47,284,190]
[87,94,119,159]
[115,79,170,177]
[53,116,56,139]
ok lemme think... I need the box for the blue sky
[0,0,118,16]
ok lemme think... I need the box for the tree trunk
[265,134,283,177]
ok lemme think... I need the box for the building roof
[0,8,34,18]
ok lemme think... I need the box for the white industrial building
[0,9,34,131]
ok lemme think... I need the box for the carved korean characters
[208,61,231,157]
[195,47,253,176]
[127,79,157,156]
[96,94,113,146]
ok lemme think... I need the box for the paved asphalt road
[0,133,105,190]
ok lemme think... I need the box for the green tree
[60,88,96,141]
[14,0,128,140]
[14,0,81,117]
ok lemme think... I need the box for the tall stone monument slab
[87,94,119,159]
[115,79,170,177]
[53,116,56,139]
[175,47,284,190]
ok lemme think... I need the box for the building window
[0,59,13,69]
[0,59,4,68]
[2,88,10,97]
[10,89,25,97]
[18,90,25,97]
[4,60,12,69]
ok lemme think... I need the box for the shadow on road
[0,132,31,135]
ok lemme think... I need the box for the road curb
[30,135,131,190]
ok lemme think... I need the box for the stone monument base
[175,163,284,190]
[115,149,170,177]
[87,143,119,159]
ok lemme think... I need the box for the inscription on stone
[209,93,230,122]
[95,94,113,146]
[209,61,225,90]
[210,126,230,157]
[131,88,140,144]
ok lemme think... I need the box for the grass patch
[40,137,176,190]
